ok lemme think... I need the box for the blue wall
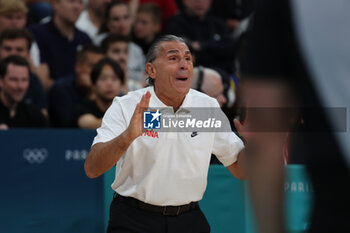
[0,130,312,233]
[0,130,104,233]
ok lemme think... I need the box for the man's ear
[146,62,156,79]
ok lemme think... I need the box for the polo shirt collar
[149,86,167,109]
[148,86,192,114]
[178,89,192,113]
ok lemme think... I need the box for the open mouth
[176,77,188,81]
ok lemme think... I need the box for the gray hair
[146,35,188,85]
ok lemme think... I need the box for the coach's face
[147,41,193,103]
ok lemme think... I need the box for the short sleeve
[211,106,244,166]
[92,98,128,146]
[212,131,244,167]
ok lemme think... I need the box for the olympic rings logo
[23,148,48,164]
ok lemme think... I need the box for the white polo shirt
[92,86,244,205]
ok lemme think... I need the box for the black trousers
[107,195,211,233]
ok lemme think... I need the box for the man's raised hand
[126,91,151,141]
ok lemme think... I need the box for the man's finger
[139,94,145,108]
[234,118,250,143]
[135,103,141,115]
[144,91,151,110]
[139,91,151,111]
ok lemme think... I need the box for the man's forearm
[84,130,134,178]
[84,92,150,178]
[227,152,246,180]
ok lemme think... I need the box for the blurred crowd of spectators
[0,0,254,129]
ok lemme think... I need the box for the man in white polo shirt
[84,35,245,233]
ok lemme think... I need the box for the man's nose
[18,82,28,91]
[179,58,189,70]
[8,50,16,56]
[11,18,19,25]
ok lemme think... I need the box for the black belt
[114,193,199,216]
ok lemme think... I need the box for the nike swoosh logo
[191,131,198,137]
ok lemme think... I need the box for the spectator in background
[96,1,133,44]
[73,57,124,129]
[210,0,254,34]
[166,0,239,74]
[191,66,227,108]
[29,0,91,90]
[0,28,47,119]
[0,0,41,77]
[126,0,177,30]
[132,3,162,56]
[48,45,104,127]
[101,34,144,92]
[101,34,129,73]
[0,0,51,90]
[96,1,145,90]
[0,55,47,129]
[76,0,112,41]
[25,0,54,25]
[176,0,254,35]
[0,0,27,32]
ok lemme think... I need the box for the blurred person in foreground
[239,0,350,233]
[73,57,124,129]
[85,35,246,232]
[0,55,47,129]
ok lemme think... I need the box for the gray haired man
[85,35,246,233]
